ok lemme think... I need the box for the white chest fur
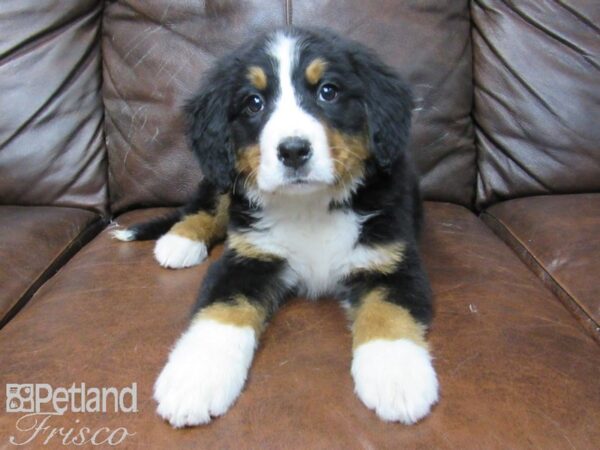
[243,193,382,298]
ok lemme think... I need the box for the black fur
[185,62,237,192]
[194,251,289,318]
[351,46,413,173]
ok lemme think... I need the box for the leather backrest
[473,0,600,208]
[103,0,476,213]
[0,0,107,214]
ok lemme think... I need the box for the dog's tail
[111,210,182,242]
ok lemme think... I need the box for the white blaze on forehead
[272,33,297,107]
[257,32,334,193]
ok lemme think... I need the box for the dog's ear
[350,46,413,172]
[185,65,236,192]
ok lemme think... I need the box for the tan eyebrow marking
[305,58,328,85]
[246,66,267,90]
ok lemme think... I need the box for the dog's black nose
[277,137,312,169]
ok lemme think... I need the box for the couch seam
[480,211,600,340]
[98,0,112,219]
[286,0,293,26]
[468,0,480,211]
[0,216,107,330]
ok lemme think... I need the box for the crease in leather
[472,17,565,126]
[475,125,553,197]
[552,0,599,32]
[55,118,106,202]
[0,2,101,65]
[492,8,597,134]
[0,12,101,150]
[509,2,598,70]
[0,0,108,213]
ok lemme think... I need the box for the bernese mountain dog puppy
[114,27,438,427]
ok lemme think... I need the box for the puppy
[114,27,438,427]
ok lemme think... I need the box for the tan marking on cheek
[235,145,261,185]
[227,232,280,262]
[247,66,267,90]
[352,241,406,275]
[326,127,370,185]
[305,58,328,85]
[212,193,231,238]
[170,194,230,243]
[194,295,266,335]
[351,288,427,350]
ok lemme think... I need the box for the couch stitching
[286,0,293,26]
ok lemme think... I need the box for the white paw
[352,339,439,424]
[154,234,207,269]
[111,228,136,241]
[154,320,256,428]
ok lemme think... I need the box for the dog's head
[186,28,412,199]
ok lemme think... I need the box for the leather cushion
[483,194,600,339]
[1,203,598,447]
[472,1,600,208]
[0,206,102,327]
[0,0,108,214]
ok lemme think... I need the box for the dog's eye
[318,84,338,102]
[243,95,264,115]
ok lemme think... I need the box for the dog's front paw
[154,233,208,269]
[153,320,257,427]
[351,339,439,424]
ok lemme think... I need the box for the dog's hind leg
[112,179,230,269]
[152,191,229,269]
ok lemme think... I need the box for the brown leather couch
[1,1,598,448]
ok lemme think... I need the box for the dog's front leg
[347,245,439,424]
[154,247,286,427]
